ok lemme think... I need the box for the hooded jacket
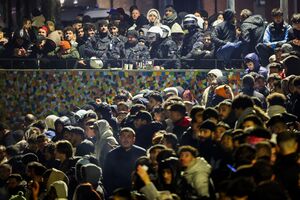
[45,115,59,130]
[182,157,212,197]
[212,9,237,48]
[46,168,69,192]
[240,15,265,54]
[50,180,68,200]
[94,120,118,167]
[146,9,161,27]
[244,53,268,78]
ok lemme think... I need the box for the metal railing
[0,58,245,70]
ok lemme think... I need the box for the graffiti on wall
[0,69,242,124]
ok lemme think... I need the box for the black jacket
[135,122,164,149]
[212,21,237,49]
[103,145,146,196]
[128,15,148,30]
[240,15,265,54]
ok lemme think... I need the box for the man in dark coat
[240,75,266,109]
[240,9,265,55]
[124,30,150,68]
[274,132,300,200]
[103,127,146,197]
[212,9,241,62]
[133,110,164,149]
[128,7,148,31]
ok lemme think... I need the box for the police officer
[124,30,150,68]
[180,14,203,68]
[158,25,178,69]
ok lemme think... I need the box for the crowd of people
[0,66,300,200]
[0,4,300,200]
[0,5,300,70]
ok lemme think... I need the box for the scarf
[163,12,178,25]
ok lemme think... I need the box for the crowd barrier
[0,68,244,126]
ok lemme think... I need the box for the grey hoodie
[94,120,118,167]
[182,157,212,197]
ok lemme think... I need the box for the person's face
[194,12,201,18]
[148,14,157,23]
[86,126,96,138]
[7,177,19,189]
[148,97,160,110]
[270,122,287,134]
[131,9,140,20]
[255,78,266,90]
[273,15,283,24]
[57,30,64,40]
[77,28,84,38]
[217,14,224,21]
[64,30,75,41]
[160,138,173,149]
[87,28,95,37]
[37,137,48,150]
[171,33,184,42]
[127,35,137,44]
[99,24,108,33]
[269,68,280,75]
[38,28,47,37]
[162,169,172,184]
[165,8,173,17]
[218,105,231,120]
[44,149,52,161]
[246,61,254,71]
[221,135,233,150]
[271,147,277,165]
[73,23,82,30]
[54,151,65,161]
[153,112,165,122]
[214,126,226,141]
[147,32,157,44]
[109,26,119,36]
[194,111,204,124]
[293,22,300,31]
[63,131,72,141]
[150,148,163,169]
[242,120,256,130]
[134,118,145,129]
[119,131,135,150]
[179,151,195,168]
[203,36,212,46]
[207,74,217,85]
[24,20,32,29]
[199,129,213,139]
[70,133,79,146]
[169,111,182,123]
